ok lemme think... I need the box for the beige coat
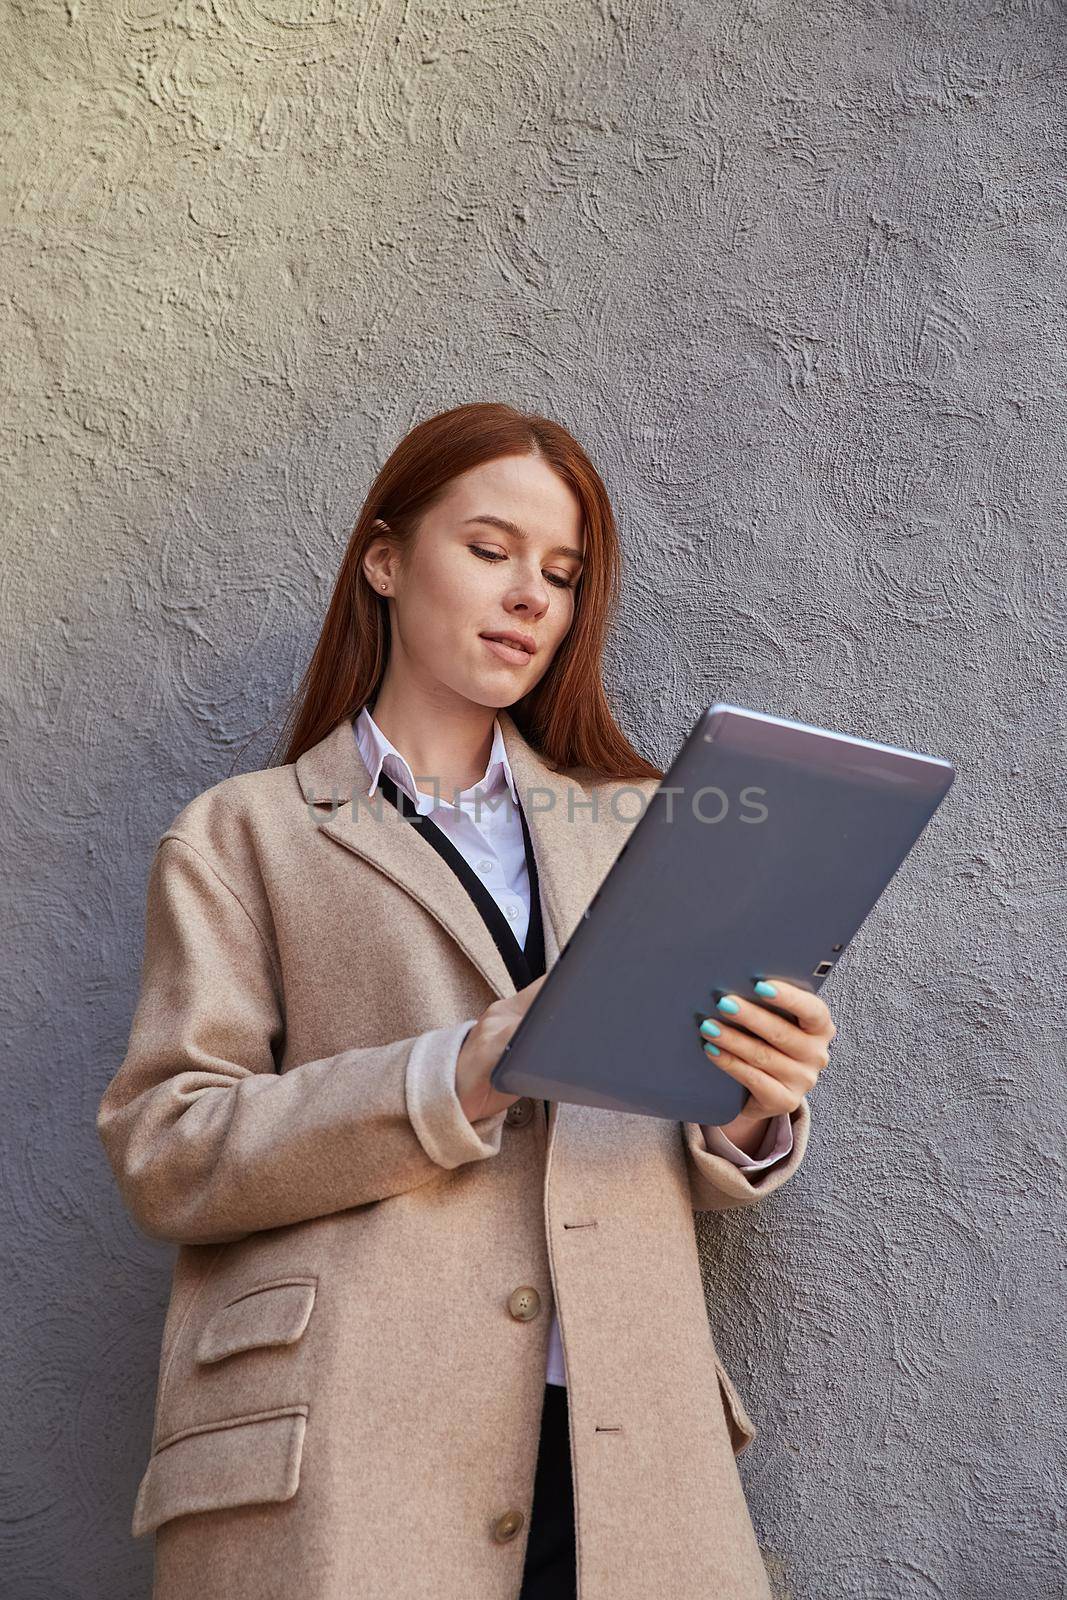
[97,708,811,1600]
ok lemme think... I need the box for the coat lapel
[294,709,614,1001]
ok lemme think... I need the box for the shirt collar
[353,703,520,815]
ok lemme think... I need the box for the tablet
[490,702,956,1125]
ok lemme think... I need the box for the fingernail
[699,1019,721,1038]
[717,996,739,1014]
[703,1040,720,1056]
[754,980,777,997]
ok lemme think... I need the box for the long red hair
[265,401,663,783]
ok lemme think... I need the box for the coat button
[508,1286,541,1321]
[492,1508,525,1543]
[505,1097,534,1127]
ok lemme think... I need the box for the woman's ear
[363,521,394,590]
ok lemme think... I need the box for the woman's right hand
[455,974,548,1124]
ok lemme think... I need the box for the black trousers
[519,1383,577,1598]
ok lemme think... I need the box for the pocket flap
[195,1279,317,1365]
[131,1404,308,1538]
[713,1352,758,1456]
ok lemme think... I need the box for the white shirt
[352,705,793,1387]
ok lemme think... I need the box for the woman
[97,402,834,1600]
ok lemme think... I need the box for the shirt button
[508,1286,541,1322]
[478,858,493,872]
[492,1508,525,1543]
[505,1098,534,1127]
[505,903,518,919]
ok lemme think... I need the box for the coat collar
[295,708,617,1004]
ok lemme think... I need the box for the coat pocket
[195,1277,318,1365]
[131,1403,309,1538]
[712,1351,758,1456]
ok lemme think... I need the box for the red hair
[268,401,663,783]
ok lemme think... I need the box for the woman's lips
[481,635,532,666]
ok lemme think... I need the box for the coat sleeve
[682,1096,811,1213]
[96,835,506,1248]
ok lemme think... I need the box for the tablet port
[814,960,834,976]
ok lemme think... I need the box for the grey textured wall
[2,2,1064,1595]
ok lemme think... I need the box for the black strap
[373,769,549,1120]
[374,770,545,985]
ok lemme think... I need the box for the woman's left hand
[698,978,836,1138]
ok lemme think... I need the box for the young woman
[97,402,834,1600]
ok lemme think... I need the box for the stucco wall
[2,2,1063,1595]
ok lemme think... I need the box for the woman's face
[367,452,586,710]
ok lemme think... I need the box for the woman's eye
[469,544,576,590]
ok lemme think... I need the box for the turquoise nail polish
[754,980,777,998]
[699,1019,721,1038]
[703,1040,720,1056]
[717,995,739,1014]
